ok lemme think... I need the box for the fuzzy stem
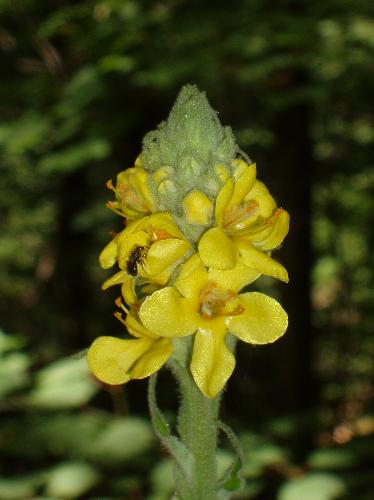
[169,337,220,499]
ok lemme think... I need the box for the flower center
[118,186,148,212]
[245,207,285,238]
[148,225,172,242]
[107,179,149,214]
[199,282,244,319]
[223,199,259,232]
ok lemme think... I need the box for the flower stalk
[168,338,220,499]
[87,84,290,497]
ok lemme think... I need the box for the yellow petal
[228,163,257,208]
[228,292,288,344]
[255,209,290,251]
[190,325,235,398]
[130,337,172,379]
[235,238,289,282]
[175,253,203,280]
[198,227,236,270]
[129,169,156,212]
[182,190,214,225]
[139,287,197,337]
[245,180,276,218]
[215,178,235,226]
[146,212,186,240]
[139,268,171,286]
[174,254,208,299]
[125,313,158,339]
[231,159,251,178]
[121,277,137,306]
[99,237,118,269]
[114,169,153,218]
[208,259,259,293]
[115,169,133,187]
[147,239,191,275]
[125,216,149,233]
[87,336,155,384]
[102,270,127,290]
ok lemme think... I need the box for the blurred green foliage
[0,0,373,498]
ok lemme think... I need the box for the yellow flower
[99,212,191,288]
[106,161,156,220]
[87,300,172,385]
[138,254,288,398]
[198,160,290,282]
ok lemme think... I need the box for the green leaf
[217,421,245,496]
[99,55,135,74]
[38,138,110,174]
[278,473,346,500]
[150,459,175,499]
[28,356,97,408]
[87,417,154,464]
[308,448,357,470]
[0,113,50,155]
[0,476,38,499]
[0,352,30,398]
[0,330,24,354]
[45,462,99,498]
[239,432,289,479]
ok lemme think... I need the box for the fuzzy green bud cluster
[141,85,248,238]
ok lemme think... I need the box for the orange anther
[114,311,127,327]
[273,208,284,218]
[155,229,171,240]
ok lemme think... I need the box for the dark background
[0,0,373,498]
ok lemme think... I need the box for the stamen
[223,200,259,230]
[149,226,172,241]
[118,186,148,212]
[114,311,127,327]
[273,208,284,218]
[199,282,243,319]
[106,201,125,217]
[115,296,129,314]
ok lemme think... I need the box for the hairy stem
[169,337,220,499]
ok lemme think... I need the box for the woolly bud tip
[141,84,239,175]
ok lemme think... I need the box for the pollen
[149,226,171,241]
[156,229,171,240]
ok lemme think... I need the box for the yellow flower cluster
[88,155,289,398]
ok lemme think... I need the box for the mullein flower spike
[88,85,289,398]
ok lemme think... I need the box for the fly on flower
[126,245,148,276]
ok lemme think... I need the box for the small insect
[126,246,147,276]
